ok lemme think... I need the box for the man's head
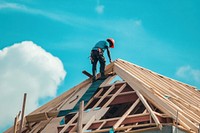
[107,38,115,48]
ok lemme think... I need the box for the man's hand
[90,57,94,63]
[109,59,112,63]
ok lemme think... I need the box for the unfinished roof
[5,59,200,133]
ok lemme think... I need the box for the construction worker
[90,38,115,81]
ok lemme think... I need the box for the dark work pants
[91,50,106,77]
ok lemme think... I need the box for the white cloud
[95,5,104,14]
[176,65,200,84]
[0,41,66,131]
[0,2,93,27]
[0,2,61,21]
[0,2,25,10]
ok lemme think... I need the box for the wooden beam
[19,93,27,133]
[59,113,78,133]
[13,111,21,133]
[109,92,138,105]
[82,116,95,131]
[78,101,84,133]
[26,112,49,123]
[123,114,150,125]
[82,70,93,78]
[135,90,162,130]
[102,83,126,108]
[92,84,115,109]
[97,121,106,130]
[88,128,111,133]
[13,117,18,133]
[86,113,151,131]
[115,123,157,131]
[85,88,104,109]
[113,98,140,129]
[128,127,159,133]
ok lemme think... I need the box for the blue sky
[0,0,200,131]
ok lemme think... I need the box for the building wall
[141,126,186,133]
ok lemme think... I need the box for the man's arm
[106,47,112,63]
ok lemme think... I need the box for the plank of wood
[82,116,95,131]
[113,98,140,129]
[26,112,49,123]
[19,93,27,133]
[84,88,104,109]
[97,121,106,130]
[169,97,200,123]
[77,101,84,133]
[115,123,157,131]
[88,128,110,133]
[59,113,79,133]
[102,83,126,108]
[128,127,159,133]
[82,70,93,78]
[92,84,115,109]
[136,90,162,129]
[13,111,21,133]
[13,117,18,133]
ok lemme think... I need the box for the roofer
[90,38,115,81]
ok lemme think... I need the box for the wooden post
[19,93,27,133]
[175,110,179,133]
[13,116,18,133]
[78,101,84,133]
[13,111,21,133]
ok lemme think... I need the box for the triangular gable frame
[57,77,174,132]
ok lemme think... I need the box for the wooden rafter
[91,84,115,109]
[102,83,126,108]
[135,90,162,129]
[113,98,140,129]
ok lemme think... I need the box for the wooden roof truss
[57,80,174,133]
[5,59,200,133]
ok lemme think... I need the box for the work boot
[100,73,106,80]
[92,76,96,82]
